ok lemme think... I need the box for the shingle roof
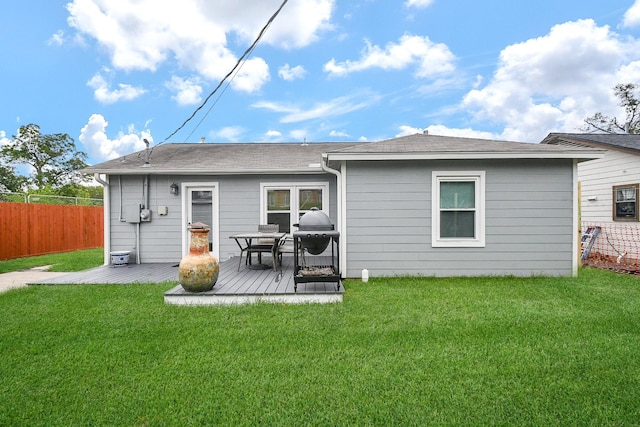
[326,133,602,160]
[83,142,359,175]
[83,133,603,176]
[541,133,640,153]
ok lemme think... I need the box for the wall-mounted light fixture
[170,183,179,195]
[587,195,597,201]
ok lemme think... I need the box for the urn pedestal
[178,222,219,292]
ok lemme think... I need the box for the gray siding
[344,159,575,277]
[108,174,337,263]
[108,175,184,263]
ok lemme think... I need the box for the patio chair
[247,224,280,265]
[276,235,304,267]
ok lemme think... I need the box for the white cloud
[229,58,270,93]
[48,30,65,46]
[165,76,203,106]
[251,101,298,114]
[396,124,500,140]
[278,64,307,81]
[87,72,146,104]
[324,34,455,78]
[0,130,10,149]
[329,130,350,137]
[79,114,149,162]
[462,19,640,142]
[405,0,434,8]
[66,0,334,93]
[623,0,640,28]
[265,130,282,137]
[253,93,379,123]
[213,126,245,141]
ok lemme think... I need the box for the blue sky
[1,0,640,166]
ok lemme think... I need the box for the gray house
[84,133,601,278]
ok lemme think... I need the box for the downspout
[118,175,123,222]
[572,159,579,277]
[137,175,150,265]
[93,173,110,266]
[322,154,346,278]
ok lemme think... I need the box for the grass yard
[0,267,639,425]
[0,248,104,273]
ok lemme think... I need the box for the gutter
[93,173,110,266]
[322,154,346,278]
[81,167,325,176]
[326,150,605,162]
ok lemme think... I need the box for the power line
[158,0,289,146]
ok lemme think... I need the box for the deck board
[30,255,343,305]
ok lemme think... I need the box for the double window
[261,183,329,233]
[432,171,485,247]
[613,183,639,221]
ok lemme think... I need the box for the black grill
[292,208,341,292]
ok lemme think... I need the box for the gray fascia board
[326,151,604,161]
[84,167,325,175]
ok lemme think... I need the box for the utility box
[124,205,141,223]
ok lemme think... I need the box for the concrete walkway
[0,266,70,294]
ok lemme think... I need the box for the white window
[260,183,329,233]
[613,183,639,221]
[432,171,485,247]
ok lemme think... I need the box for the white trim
[89,168,325,176]
[260,182,330,230]
[95,174,111,265]
[432,171,486,248]
[181,182,220,258]
[320,156,347,277]
[339,160,347,277]
[572,161,579,277]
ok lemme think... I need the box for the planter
[178,222,219,292]
[110,251,130,266]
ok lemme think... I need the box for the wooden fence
[0,203,103,260]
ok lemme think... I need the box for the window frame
[432,171,486,248]
[260,182,330,233]
[612,183,639,222]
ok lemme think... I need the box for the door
[182,183,219,257]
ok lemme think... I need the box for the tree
[582,83,640,134]
[0,163,28,193]
[0,123,89,190]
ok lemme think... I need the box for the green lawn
[0,267,639,425]
[0,248,104,273]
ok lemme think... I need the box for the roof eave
[83,167,326,176]
[326,151,604,161]
[542,135,640,156]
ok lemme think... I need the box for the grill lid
[297,207,334,231]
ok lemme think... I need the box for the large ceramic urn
[178,222,219,292]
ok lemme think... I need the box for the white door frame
[181,182,220,258]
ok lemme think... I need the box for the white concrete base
[164,292,342,306]
[164,285,342,306]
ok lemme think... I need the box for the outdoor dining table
[229,232,286,272]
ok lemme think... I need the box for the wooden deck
[30,255,343,305]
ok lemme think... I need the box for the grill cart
[292,208,341,292]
